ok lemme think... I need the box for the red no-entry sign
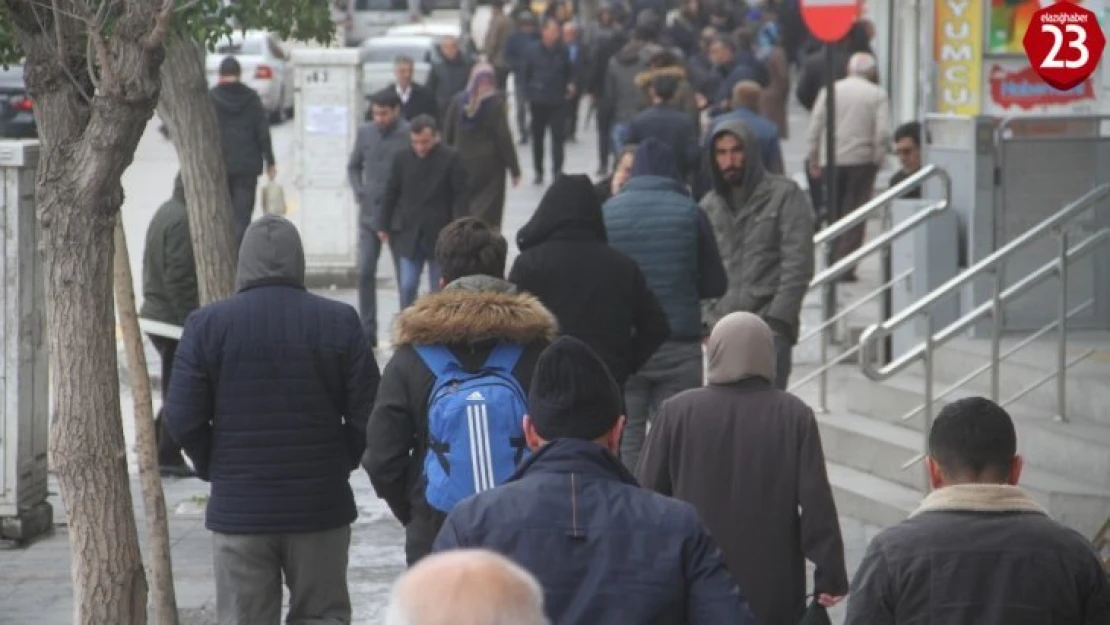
[800,0,862,43]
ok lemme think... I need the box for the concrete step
[825,461,920,528]
[932,336,1110,425]
[845,374,1110,492]
[829,384,1110,537]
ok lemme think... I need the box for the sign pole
[823,43,839,351]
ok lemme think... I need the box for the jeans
[398,239,441,310]
[214,526,352,625]
[621,341,705,472]
[529,101,567,175]
[610,122,630,157]
[773,333,794,390]
[148,335,187,467]
[227,174,258,249]
[358,227,400,347]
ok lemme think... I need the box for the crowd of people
[134,0,1110,623]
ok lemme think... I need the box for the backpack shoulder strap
[413,344,462,379]
[483,341,525,374]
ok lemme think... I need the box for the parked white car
[207,30,295,122]
[385,22,478,57]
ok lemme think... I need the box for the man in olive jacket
[701,118,815,389]
[140,174,199,477]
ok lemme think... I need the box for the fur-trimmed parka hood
[393,276,558,346]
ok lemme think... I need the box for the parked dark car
[0,66,35,139]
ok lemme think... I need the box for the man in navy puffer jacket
[166,215,380,624]
[432,336,755,625]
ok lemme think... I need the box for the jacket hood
[707,118,765,206]
[509,438,637,486]
[236,215,306,292]
[393,276,557,345]
[707,312,776,384]
[631,137,679,180]
[517,174,608,250]
[615,40,660,65]
[211,81,257,114]
[633,64,687,89]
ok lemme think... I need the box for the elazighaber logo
[989,64,1096,109]
[1022,0,1106,91]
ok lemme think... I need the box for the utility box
[290,48,363,287]
[0,140,51,546]
[890,198,960,360]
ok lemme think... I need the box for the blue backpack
[414,341,530,513]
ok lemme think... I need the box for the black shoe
[595,167,607,177]
[518,135,529,145]
[533,173,544,186]
[837,273,859,283]
[160,463,196,479]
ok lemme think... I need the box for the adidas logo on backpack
[414,341,530,513]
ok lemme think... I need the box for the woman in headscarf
[637,312,849,625]
[443,63,521,231]
[755,17,790,138]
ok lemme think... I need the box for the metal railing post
[990,270,1003,402]
[922,312,936,492]
[819,239,835,413]
[1057,229,1069,423]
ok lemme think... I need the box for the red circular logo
[1022,1,1106,91]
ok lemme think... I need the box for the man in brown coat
[638,311,848,625]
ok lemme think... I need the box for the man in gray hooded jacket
[701,119,815,389]
[348,89,411,348]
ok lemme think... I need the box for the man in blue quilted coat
[166,215,380,625]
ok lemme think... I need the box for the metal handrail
[859,183,1110,382]
[792,165,953,412]
[813,164,951,247]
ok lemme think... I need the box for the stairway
[797,333,1110,540]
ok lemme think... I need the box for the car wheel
[269,89,286,124]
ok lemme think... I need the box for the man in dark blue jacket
[707,80,785,174]
[602,139,726,471]
[523,17,575,184]
[505,11,540,143]
[626,75,701,182]
[166,215,380,624]
[432,336,755,625]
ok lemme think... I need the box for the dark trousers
[804,158,825,224]
[530,102,566,175]
[405,504,448,566]
[621,341,704,471]
[213,526,352,625]
[831,163,878,276]
[564,95,581,140]
[596,110,613,172]
[227,174,258,249]
[512,74,529,138]
[494,65,510,91]
[773,333,794,390]
[148,335,187,467]
[358,227,401,348]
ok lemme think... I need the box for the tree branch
[69,0,117,92]
[27,0,92,103]
[144,0,176,50]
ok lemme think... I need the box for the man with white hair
[805,51,890,282]
[385,549,551,625]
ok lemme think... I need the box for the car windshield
[363,43,429,64]
[215,37,264,56]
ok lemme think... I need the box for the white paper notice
[305,105,348,136]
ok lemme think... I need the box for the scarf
[461,63,498,127]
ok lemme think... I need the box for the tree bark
[113,218,180,625]
[6,0,176,621]
[158,36,238,304]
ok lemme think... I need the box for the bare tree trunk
[113,218,180,625]
[6,0,177,620]
[158,36,238,304]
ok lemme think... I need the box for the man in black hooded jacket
[211,56,276,247]
[509,174,669,389]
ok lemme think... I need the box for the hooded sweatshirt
[700,119,815,343]
[605,40,661,123]
[236,214,306,292]
[141,175,198,327]
[510,175,669,386]
[210,82,275,177]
